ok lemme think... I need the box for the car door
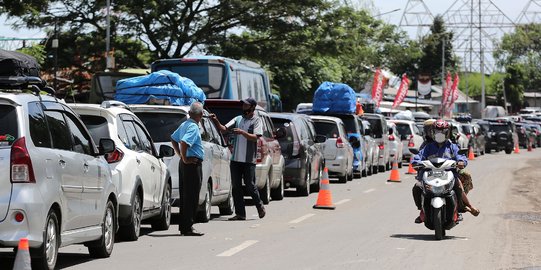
[261,114,281,185]
[303,118,321,180]
[132,120,162,208]
[201,116,223,193]
[208,117,231,196]
[42,103,85,229]
[62,106,106,225]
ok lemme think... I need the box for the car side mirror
[98,138,115,155]
[315,134,327,143]
[274,127,286,139]
[159,145,175,158]
[348,136,361,148]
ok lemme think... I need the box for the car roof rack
[101,100,131,110]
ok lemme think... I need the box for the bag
[312,81,356,114]
[0,49,40,77]
[115,70,206,106]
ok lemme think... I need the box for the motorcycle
[414,158,460,240]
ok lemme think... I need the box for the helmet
[423,119,436,139]
[432,119,450,143]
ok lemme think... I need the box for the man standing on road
[210,97,266,221]
[171,102,205,236]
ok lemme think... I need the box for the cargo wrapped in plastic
[312,81,356,114]
[115,70,206,105]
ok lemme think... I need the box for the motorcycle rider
[412,119,480,223]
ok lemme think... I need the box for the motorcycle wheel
[434,207,444,240]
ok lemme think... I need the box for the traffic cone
[406,156,417,175]
[468,146,475,160]
[313,168,335,210]
[387,161,401,182]
[514,142,520,154]
[13,238,31,270]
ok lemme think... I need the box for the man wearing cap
[171,102,205,236]
[210,97,266,220]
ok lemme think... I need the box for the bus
[151,56,280,111]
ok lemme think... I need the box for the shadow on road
[390,234,468,241]
[55,252,95,269]
[0,251,15,269]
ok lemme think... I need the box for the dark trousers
[179,160,202,233]
[230,161,262,217]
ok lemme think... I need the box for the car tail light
[10,137,35,183]
[256,139,264,163]
[466,134,471,139]
[378,143,384,150]
[106,148,124,163]
[388,135,395,141]
[14,212,24,222]
[408,135,415,147]
[336,137,345,148]
[292,141,300,157]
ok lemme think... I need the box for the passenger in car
[171,102,205,236]
[210,97,266,221]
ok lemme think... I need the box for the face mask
[434,132,446,143]
[243,108,253,116]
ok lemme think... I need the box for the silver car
[0,90,117,270]
[389,119,424,162]
[130,105,234,222]
[387,122,404,167]
[310,115,354,182]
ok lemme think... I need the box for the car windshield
[489,124,510,133]
[364,117,383,138]
[313,121,340,138]
[0,104,18,146]
[80,115,111,143]
[394,123,412,136]
[134,112,188,142]
[461,125,473,135]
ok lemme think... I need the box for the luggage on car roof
[0,49,40,77]
[312,81,356,114]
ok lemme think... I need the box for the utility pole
[52,19,59,90]
[105,0,112,71]
[479,0,486,116]
[441,35,446,117]
[502,78,508,113]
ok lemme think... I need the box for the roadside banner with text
[392,73,410,109]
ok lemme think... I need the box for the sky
[0,1,535,40]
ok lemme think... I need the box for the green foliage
[418,15,456,85]
[17,44,46,65]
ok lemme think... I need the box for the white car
[310,115,354,182]
[389,119,424,162]
[1,89,117,270]
[130,105,234,222]
[70,102,173,241]
[387,122,404,167]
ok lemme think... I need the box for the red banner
[450,73,460,105]
[371,68,385,108]
[392,73,410,109]
[441,72,452,106]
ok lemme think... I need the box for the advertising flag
[392,73,410,109]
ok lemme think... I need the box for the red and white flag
[441,71,452,106]
[371,68,385,108]
[443,73,460,115]
[392,73,410,109]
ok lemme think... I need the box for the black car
[478,119,515,154]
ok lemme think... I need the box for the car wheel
[379,165,385,173]
[297,167,311,196]
[373,165,378,174]
[31,210,59,270]
[121,192,142,241]
[398,160,403,168]
[88,200,115,258]
[219,188,235,215]
[312,166,322,192]
[505,147,513,154]
[271,173,284,201]
[260,172,271,205]
[197,183,212,223]
[151,182,171,231]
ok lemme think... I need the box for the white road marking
[335,199,351,205]
[288,213,316,224]
[363,188,376,193]
[217,240,258,257]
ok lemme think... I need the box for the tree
[418,15,457,85]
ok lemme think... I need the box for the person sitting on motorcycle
[419,119,436,150]
[411,119,480,224]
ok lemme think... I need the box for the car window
[339,123,348,139]
[207,117,225,146]
[271,118,296,154]
[0,104,18,146]
[206,107,240,125]
[133,121,154,155]
[80,115,110,145]
[44,110,73,151]
[413,124,421,135]
[313,121,339,138]
[135,112,188,143]
[28,102,51,148]
[261,115,273,138]
[122,120,143,151]
[305,119,317,140]
[64,112,93,155]
[394,123,412,136]
[200,117,215,143]
[356,119,365,136]
[364,117,383,138]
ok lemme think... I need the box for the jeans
[179,160,202,233]
[230,161,262,217]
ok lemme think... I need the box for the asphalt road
[2,150,540,270]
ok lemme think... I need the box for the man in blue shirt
[171,102,205,236]
[412,119,479,223]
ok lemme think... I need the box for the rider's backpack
[0,49,41,77]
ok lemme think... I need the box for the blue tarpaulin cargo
[312,81,356,114]
[115,70,206,106]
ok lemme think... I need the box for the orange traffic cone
[13,238,31,270]
[387,161,401,182]
[406,156,417,175]
[468,146,475,160]
[514,142,520,154]
[313,168,335,210]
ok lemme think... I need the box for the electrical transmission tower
[443,0,515,74]
[516,0,541,24]
[399,0,434,39]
